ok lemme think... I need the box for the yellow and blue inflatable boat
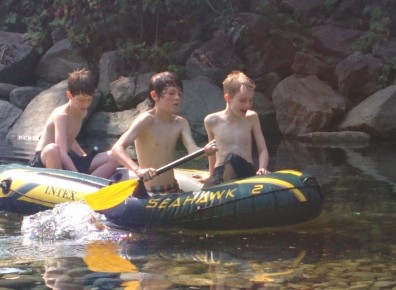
[0,163,323,230]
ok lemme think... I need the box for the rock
[372,38,396,62]
[335,52,383,105]
[291,52,337,86]
[109,73,152,111]
[272,75,347,136]
[9,86,44,109]
[97,51,125,94]
[312,24,364,57]
[0,82,18,100]
[0,100,22,136]
[179,77,224,136]
[338,85,396,137]
[281,0,330,24]
[85,109,139,138]
[6,80,68,140]
[245,33,296,78]
[297,131,370,148]
[36,39,89,83]
[186,38,240,85]
[0,31,39,85]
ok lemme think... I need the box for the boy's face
[153,86,182,114]
[227,85,254,117]
[67,91,93,115]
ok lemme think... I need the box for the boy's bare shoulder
[172,114,188,124]
[246,110,259,118]
[204,111,223,123]
[50,104,68,121]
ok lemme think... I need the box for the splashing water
[21,201,112,242]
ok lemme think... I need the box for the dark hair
[148,72,183,107]
[68,68,95,96]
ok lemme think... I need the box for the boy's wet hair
[68,68,95,96]
[222,70,256,97]
[148,72,183,107]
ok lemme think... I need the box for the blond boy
[203,70,270,185]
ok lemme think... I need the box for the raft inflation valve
[1,178,12,194]
[301,176,318,187]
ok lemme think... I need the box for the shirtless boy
[202,70,270,186]
[111,71,216,193]
[28,68,118,178]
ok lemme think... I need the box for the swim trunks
[28,151,45,168]
[68,150,98,174]
[146,180,181,194]
[28,148,99,174]
[205,153,256,186]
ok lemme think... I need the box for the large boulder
[312,24,364,57]
[85,109,139,138]
[338,85,396,138]
[186,38,241,85]
[179,77,224,136]
[335,52,383,105]
[36,39,89,83]
[9,86,44,110]
[372,38,396,62]
[0,100,22,136]
[245,33,296,78]
[272,75,347,136]
[6,81,68,140]
[291,52,337,87]
[0,32,39,85]
[109,73,152,111]
[0,83,18,100]
[97,51,125,95]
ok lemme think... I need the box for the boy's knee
[43,143,60,156]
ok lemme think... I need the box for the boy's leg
[40,144,62,169]
[89,151,119,178]
[223,153,256,181]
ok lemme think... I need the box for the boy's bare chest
[66,118,83,138]
[214,119,251,136]
[148,122,181,145]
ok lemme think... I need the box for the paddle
[84,147,206,211]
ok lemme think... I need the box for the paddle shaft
[85,147,208,209]
[155,147,206,176]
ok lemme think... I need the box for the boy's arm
[54,114,78,171]
[112,113,156,181]
[180,118,201,154]
[204,115,216,176]
[251,113,270,174]
[71,141,86,156]
[180,118,217,157]
[112,119,143,173]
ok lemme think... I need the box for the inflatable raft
[0,163,323,229]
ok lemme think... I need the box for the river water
[0,138,396,289]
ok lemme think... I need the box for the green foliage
[0,0,246,72]
[377,57,396,89]
[356,7,391,52]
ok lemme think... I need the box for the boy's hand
[192,172,211,183]
[136,168,156,181]
[204,140,217,156]
[257,168,270,175]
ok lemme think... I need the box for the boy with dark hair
[202,70,270,186]
[29,68,118,178]
[112,71,216,193]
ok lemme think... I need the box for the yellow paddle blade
[84,179,140,211]
[84,241,138,273]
